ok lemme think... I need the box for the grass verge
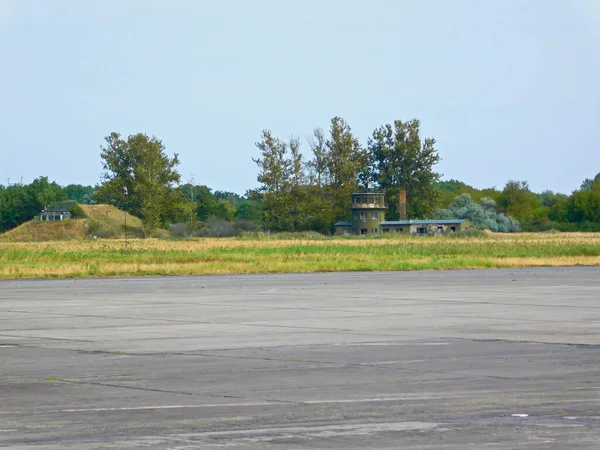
[1,232,599,279]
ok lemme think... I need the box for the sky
[1,0,599,195]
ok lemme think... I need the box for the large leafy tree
[580,172,600,191]
[234,200,262,224]
[29,176,66,210]
[325,117,364,223]
[63,184,96,204]
[0,184,33,231]
[95,132,185,235]
[253,130,293,231]
[180,184,218,222]
[0,177,66,231]
[288,136,308,231]
[368,119,441,219]
[304,128,334,233]
[497,180,540,223]
[570,176,600,223]
[307,128,329,189]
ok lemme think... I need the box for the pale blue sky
[1,0,599,195]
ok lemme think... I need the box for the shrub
[436,194,520,233]
[170,222,190,237]
[194,217,261,238]
[68,203,87,219]
[48,200,78,211]
[169,222,209,238]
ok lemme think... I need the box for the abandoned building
[39,209,72,222]
[334,191,470,236]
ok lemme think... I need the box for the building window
[371,212,378,220]
[361,228,367,235]
[396,228,403,233]
[359,212,366,221]
[372,229,378,235]
[383,228,389,233]
[417,227,427,235]
[451,226,456,232]
[354,196,360,204]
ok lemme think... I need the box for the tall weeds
[1,233,599,279]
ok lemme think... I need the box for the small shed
[334,221,353,235]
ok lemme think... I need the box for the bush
[436,194,520,233]
[169,221,209,237]
[48,200,78,211]
[172,217,261,238]
[68,203,87,219]
[170,222,190,237]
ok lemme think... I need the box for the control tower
[350,192,387,235]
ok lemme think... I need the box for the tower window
[371,212,378,220]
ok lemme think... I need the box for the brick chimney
[399,190,407,220]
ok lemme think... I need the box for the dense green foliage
[95,132,187,235]
[434,175,600,232]
[1,123,598,236]
[369,119,441,219]
[436,194,521,232]
[62,184,96,204]
[252,117,443,232]
[0,177,67,232]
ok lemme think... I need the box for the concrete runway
[1,267,599,449]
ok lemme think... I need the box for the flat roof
[380,219,465,226]
[333,222,352,227]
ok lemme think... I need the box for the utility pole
[189,175,195,203]
[188,175,195,230]
[123,186,128,244]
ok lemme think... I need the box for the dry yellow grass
[81,204,146,238]
[4,231,598,250]
[1,232,599,279]
[0,220,88,242]
[0,204,171,242]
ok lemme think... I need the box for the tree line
[0,173,259,235]
[251,117,599,233]
[1,121,598,235]
[435,176,600,232]
[250,117,442,233]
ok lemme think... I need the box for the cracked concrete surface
[1,267,600,448]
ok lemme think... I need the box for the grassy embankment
[0,204,169,242]
[1,232,599,279]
